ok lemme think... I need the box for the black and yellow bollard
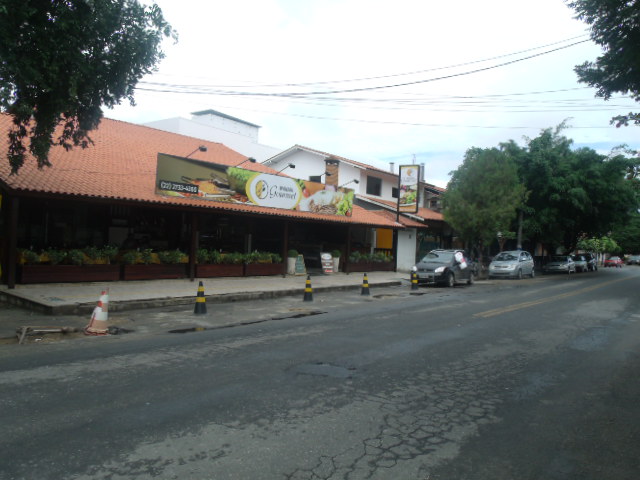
[361,273,370,295]
[411,271,419,290]
[303,275,313,301]
[194,281,207,314]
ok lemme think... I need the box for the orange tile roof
[358,194,444,222]
[0,114,402,229]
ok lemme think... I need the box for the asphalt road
[1,267,639,479]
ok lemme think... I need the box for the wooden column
[6,196,19,288]
[189,212,198,281]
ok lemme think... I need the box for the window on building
[430,199,439,209]
[309,175,322,183]
[392,187,398,198]
[366,176,382,196]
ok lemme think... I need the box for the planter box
[244,262,285,276]
[344,262,395,273]
[195,264,244,278]
[122,264,187,280]
[18,264,121,284]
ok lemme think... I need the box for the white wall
[396,228,417,272]
[190,112,259,140]
[144,117,281,162]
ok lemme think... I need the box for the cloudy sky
[108,0,640,187]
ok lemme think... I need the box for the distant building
[144,109,281,162]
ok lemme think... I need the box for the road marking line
[474,277,631,318]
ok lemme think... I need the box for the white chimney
[389,162,395,173]
[420,163,425,181]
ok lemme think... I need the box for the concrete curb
[1,280,403,316]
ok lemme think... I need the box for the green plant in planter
[67,249,85,266]
[271,253,282,263]
[331,249,341,258]
[83,246,102,262]
[287,249,299,258]
[257,251,273,263]
[100,245,119,263]
[20,249,41,265]
[209,250,223,264]
[245,251,261,264]
[122,251,140,265]
[349,251,363,263]
[45,249,67,265]
[196,248,210,264]
[223,252,245,264]
[140,248,154,265]
[158,249,184,264]
[372,252,389,263]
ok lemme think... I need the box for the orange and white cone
[85,289,109,336]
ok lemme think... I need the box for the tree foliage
[0,0,176,173]
[567,0,640,127]
[503,126,638,253]
[442,147,526,259]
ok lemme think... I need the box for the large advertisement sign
[397,164,420,214]
[155,153,354,216]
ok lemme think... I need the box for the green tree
[611,212,640,254]
[0,0,176,174]
[504,126,638,253]
[442,147,526,263]
[567,0,640,127]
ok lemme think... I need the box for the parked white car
[488,250,535,279]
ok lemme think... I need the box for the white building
[265,145,447,271]
[144,109,281,162]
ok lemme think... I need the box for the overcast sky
[108,0,640,187]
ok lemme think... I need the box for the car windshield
[494,252,518,261]
[422,251,454,263]
[550,256,567,262]
[610,256,620,261]
[571,255,584,261]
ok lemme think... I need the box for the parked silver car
[543,255,576,274]
[488,250,535,279]
[571,254,589,272]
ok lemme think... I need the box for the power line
[137,40,591,97]
[142,34,591,90]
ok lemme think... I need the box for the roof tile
[0,115,401,228]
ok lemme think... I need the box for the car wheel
[516,269,522,280]
[467,272,474,285]
[445,272,455,287]
[530,268,535,278]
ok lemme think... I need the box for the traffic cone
[194,281,207,314]
[303,275,313,301]
[361,273,370,295]
[85,289,109,336]
[411,271,419,290]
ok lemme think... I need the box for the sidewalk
[0,272,407,341]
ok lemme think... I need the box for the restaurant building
[0,115,405,287]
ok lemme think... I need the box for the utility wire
[137,40,591,97]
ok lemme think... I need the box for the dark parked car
[413,249,475,287]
